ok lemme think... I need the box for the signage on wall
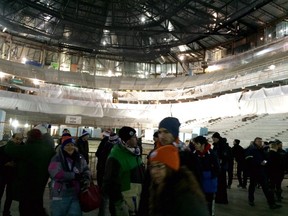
[65,116,82,124]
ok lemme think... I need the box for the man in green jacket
[102,126,144,216]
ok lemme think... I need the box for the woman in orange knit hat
[148,145,209,216]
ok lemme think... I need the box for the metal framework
[0,0,287,64]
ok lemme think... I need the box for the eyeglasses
[149,164,166,170]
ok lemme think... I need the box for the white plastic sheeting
[0,85,287,127]
[239,85,288,115]
[0,54,287,93]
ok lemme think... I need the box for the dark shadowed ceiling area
[0,0,287,63]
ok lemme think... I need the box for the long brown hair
[149,166,205,216]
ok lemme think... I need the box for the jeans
[50,196,82,216]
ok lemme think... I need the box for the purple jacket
[48,149,90,198]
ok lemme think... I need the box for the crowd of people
[0,118,287,216]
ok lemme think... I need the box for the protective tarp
[239,85,288,115]
[1,85,287,127]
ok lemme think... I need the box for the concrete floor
[2,178,287,216]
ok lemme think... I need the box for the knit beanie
[61,133,72,144]
[62,128,70,134]
[158,117,181,138]
[109,132,119,144]
[149,145,180,171]
[118,126,136,142]
[34,124,48,135]
[80,129,89,137]
[61,137,74,149]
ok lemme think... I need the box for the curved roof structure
[0,0,287,63]
[0,0,288,131]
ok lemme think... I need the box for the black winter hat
[153,131,159,138]
[274,139,282,145]
[212,132,221,139]
[158,117,180,138]
[234,139,240,145]
[118,126,136,142]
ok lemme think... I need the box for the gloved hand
[80,179,90,191]
[74,173,82,181]
[114,200,129,216]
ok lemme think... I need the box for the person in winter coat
[191,136,220,216]
[48,137,90,216]
[267,140,285,202]
[231,139,247,188]
[0,133,23,216]
[5,129,55,216]
[76,129,90,164]
[138,117,201,216]
[148,145,209,216]
[245,137,281,209]
[96,132,118,187]
[102,126,144,216]
[95,130,111,166]
[275,139,287,201]
[34,123,55,149]
[211,132,231,204]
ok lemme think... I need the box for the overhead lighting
[44,15,51,21]
[178,55,185,61]
[268,65,276,70]
[108,70,112,77]
[102,41,106,46]
[2,27,7,32]
[256,48,271,56]
[12,119,19,128]
[0,71,5,78]
[141,17,146,23]
[178,45,187,52]
[33,79,40,85]
[206,65,221,72]
[21,57,27,64]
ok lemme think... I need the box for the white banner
[65,116,82,124]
